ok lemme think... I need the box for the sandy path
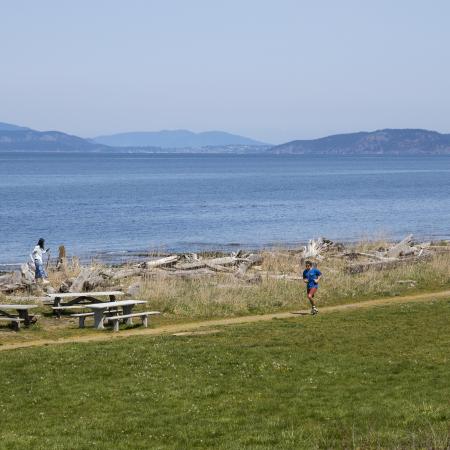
[1,289,449,352]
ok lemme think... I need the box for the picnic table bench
[45,291,124,317]
[104,312,160,331]
[69,300,159,330]
[0,304,39,331]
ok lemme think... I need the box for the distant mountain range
[1,121,450,154]
[0,124,108,152]
[0,122,266,152]
[0,121,31,132]
[93,129,266,148]
[269,129,450,155]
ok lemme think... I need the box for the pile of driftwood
[55,251,264,293]
[301,235,436,273]
[339,234,434,274]
[0,235,447,294]
[0,263,39,294]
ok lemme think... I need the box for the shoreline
[1,235,450,272]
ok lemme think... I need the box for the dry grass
[133,250,450,319]
[5,244,449,323]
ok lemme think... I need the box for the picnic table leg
[53,297,62,318]
[123,305,134,325]
[18,310,31,326]
[93,310,105,330]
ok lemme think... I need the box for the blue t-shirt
[302,268,322,288]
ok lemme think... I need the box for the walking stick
[46,250,51,270]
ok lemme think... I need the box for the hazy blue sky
[1,0,449,143]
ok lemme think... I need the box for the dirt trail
[1,289,449,352]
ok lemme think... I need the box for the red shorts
[307,287,318,297]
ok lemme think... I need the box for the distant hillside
[2,122,450,154]
[93,129,267,148]
[0,129,108,152]
[269,129,450,155]
[0,121,31,131]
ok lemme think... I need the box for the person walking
[31,238,50,284]
[302,260,322,315]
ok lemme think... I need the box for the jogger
[302,260,322,315]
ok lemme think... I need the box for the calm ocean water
[1,152,449,268]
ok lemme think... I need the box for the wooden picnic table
[84,300,147,330]
[0,304,39,329]
[46,291,124,317]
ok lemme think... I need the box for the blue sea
[1,152,449,268]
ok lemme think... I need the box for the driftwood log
[385,234,415,258]
[0,272,23,293]
[345,255,429,274]
[69,267,116,292]
[235,254,263,277]
[142,255,178,269]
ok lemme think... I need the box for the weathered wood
[56,245,67,271]
[386,234,415,258]
[0,316,24,331]
[174,256,239,271]
[205,263,235,273]
[158,268,216,278]
[47,291,124,317]
[143,255,178,269]
[20,263,35,285]
[235,254,263,277]
[0,304,38,310]
[173,261,207,270]
[345,255,427,274]
[85,300,147,329]
[52,305,87,311]
[103,311,160,320]
[104,311,160,331]
[0,272,24,293]
[343,251,389,261]
[111,267,143,280]
[47,291,124,299]
[87,300,146,309]
[69,267,94,292]
[70,312,95,328]
[302,238,332,260]
[69,267,114,292]
[208,256,240,266]
[71,309,122,328]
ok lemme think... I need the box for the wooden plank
[104,311,159,331]
[87,300,146,309]
[52,305,87,310]
[70,312,95,317]
[0,304,38,310]
[104,311,160,321]
[70,310,120,317]
[0,316,24,331]
[46,291,124,299]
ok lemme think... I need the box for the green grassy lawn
[1,300,449,449]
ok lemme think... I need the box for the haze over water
[1,152,449,268]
